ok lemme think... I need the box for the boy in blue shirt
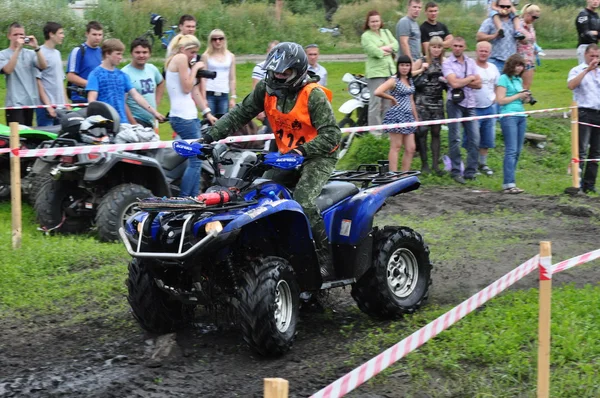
[66,21,103,103]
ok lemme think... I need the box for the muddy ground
[1,186,599,398]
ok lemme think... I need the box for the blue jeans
[207,92,229,117]
[461,105,497,149]
[446,100,480,178]
[500,116,527,189]
[490,58,505,74]
[170,116,202,197]
[36,108,60,127]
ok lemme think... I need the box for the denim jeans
[462,105,496,149]
[207,93,229,117]
[36,108,60,127]
[490,58,505,74]
[170,116,202,197]
[579,108,600,190]
[446,100,480,178]
[500,116,527,189]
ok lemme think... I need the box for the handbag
[413,73,427,91]
[450,60,468,103]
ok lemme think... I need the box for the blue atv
[119,141,432,357]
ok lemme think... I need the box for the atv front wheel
[352,227,432,319]
[35,180,92,234]
[127,258,196,333]
[96,183,153,242]
[237,257,299,357]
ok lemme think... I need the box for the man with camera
[442,37,482,184]
[568,43,600,194]
[122,38,165,128]
[575,0,599,64]
[0,22,47,126]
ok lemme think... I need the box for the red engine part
[196,189,239,206]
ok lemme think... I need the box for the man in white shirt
[305,44,328,86]
[472,41,500,175]
[37,22,68,126]
[568,43,600,193]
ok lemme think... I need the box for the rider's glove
[293,146,307,157]
[197,132,214,144]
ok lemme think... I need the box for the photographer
[495,53,530,194]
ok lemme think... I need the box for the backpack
[67,44,86,100]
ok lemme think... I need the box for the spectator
[412,36,446,174]
[361,10,399,134]
[472,41,500,176]
[442,37,482,184]
[496,53,530,194]
[252,40,280,89]
[420,1,454,55]
[0,22,47,126]
[575,0,599,64]
[178,14,197,36]
[517,4,541,90]
[476,0,519,73]
[37,22,67,127]
[487,0,524,41]
[86,39,164,125]
[201,29,237,116]
[66,21,103,104]
[323,0,339,23]
[305,44,328,86]
[396,0,423,62]
[374,55,419,172]
[567,44,600,194]
[122,38,165,128]
[165,34,209,197]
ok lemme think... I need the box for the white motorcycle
[338,73,370,159]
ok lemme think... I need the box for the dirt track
[1,186,599,397]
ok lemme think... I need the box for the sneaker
[479,164,494,176]
[497,29,505,39]
[582,186,597,194]
[453,175,466,184]
[514,32,526,41]
[464,175,477,181]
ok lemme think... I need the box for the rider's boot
[312,223,335,281]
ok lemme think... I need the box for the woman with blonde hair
[517,3,541,89]
[165,34,214,197]
[201,29,237,116]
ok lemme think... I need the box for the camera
[24,37,30,44]
[196,69,217,79]
[521,90,537,106]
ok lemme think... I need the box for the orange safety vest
[264,83,333,154]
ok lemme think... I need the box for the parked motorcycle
[337,73,370,159]
[119,141,432,357]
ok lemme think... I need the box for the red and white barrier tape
[0,103,88,110]
[574,121,600,129]
[551,248,600,274]
[310,255,540,398]
[571,158,600,163]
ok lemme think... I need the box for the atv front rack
[330,162,420,188]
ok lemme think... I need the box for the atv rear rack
[330,161,420,188]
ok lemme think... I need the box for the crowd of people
[361,0,548,192]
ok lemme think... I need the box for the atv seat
[315,181,359,211]
[34,125,62,134]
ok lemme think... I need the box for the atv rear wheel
[96,183,153,242]
[25,172,53,206]
[127,258,196,333]
[237,257,299,357]
[35,180,92,234]
[352,227,432,319]
[0,166,10,201]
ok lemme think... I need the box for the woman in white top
[201,29,237,116]
[165,34,214,197]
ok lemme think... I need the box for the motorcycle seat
[315,181,359,212]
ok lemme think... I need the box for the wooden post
[537,241,552,398]
[9,122,22,249]
[570,102,579,188]
[275,0,283,23]
[264,378,288,398]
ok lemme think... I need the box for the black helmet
[60,111,85,138]
[263,42,308,93]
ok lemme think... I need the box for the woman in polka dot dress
[374,55,419,171]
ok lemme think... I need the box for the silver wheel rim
[121,201,138,226]
[387,248,419,298]
[274,279,293,333]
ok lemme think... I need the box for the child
[374,55,419,172]
[488,0,525,40]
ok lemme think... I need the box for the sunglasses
[211,37,225,42]
[499,5,512,9]
[532,15,540,20]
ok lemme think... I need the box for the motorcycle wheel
[95,183,153,242]
[0,166,10,201]
[351,226,432,319]
[338,116,356,129]
[35,180,93,234]
[127,258,196,333]
[237,256,299,357]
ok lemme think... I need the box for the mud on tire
[127,258,196,334]
[237,257,299,357]
[35,180,92,234]
[352,226,432,319]
[95,183,153,242]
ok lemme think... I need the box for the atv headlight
[348,82,361,96]
[205,221,223,234]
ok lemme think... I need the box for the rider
[201,42,341,279]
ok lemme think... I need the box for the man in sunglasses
[477,0,522,72]
[575,0,600,64]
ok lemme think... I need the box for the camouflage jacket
[209,78,341,159]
